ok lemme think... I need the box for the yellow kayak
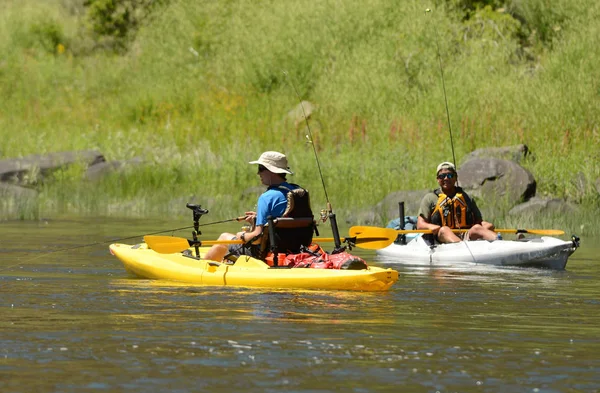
[109,243,398,291]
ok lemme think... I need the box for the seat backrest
[258,217,316,261]
[256,185,316,264]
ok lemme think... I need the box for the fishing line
[426,8,475,261]
[1,216,244,271]
[282,71,330,207]
[426,8,457,168]
[283,71,343,250]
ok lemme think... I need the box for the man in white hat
[205,151,312,262]
[416,161,497,243]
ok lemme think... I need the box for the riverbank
[1,0,598,235]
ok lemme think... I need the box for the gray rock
[458,158,536,206]
[346,189,429,225]
[508,197,578,216]
[0,183,38,199]
[287,101,315,127]
[0,150,105,184]
[85,157,143,181]
[462,144,529,164]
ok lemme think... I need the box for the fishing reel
[319,209,329,223]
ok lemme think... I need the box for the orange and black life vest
[430,189,476,229]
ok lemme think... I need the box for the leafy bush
[84,0,169,49]
[29,19,66,54]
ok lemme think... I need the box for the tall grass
[1,0,599,235]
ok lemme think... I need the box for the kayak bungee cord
[283,71,344,251]
[2,216,245,272]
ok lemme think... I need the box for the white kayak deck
[376,234,579,270]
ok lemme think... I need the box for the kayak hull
[376,235,578,270]
[110,243,398,291]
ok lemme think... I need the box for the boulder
[85,157,143,181]
[461,144,529,164]
[0,183,38,199]
[287,100,315,127]
[458,158,536,206]
[346,189,428,225]
[508,197,578,216]
[0,150,105,184]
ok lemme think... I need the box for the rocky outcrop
[461,144,529,163]
[0,183,38,199]
[0,150,105,184]
[85,157,143,181]
[458,157,536,204]
[508,197,578,216]
[346,190,428,225]
[0,151,143,208]
[350,145,580,227]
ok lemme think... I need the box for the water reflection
[1,220,599,392]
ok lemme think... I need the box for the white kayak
[376,234,580,270]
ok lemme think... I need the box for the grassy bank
[1,0,599,235]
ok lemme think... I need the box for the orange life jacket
[430,190,475,229]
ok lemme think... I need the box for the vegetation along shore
[1,0,599,236]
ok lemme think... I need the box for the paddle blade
[348,227,398,250]
[144,235,191,253]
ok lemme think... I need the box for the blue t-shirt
[255,182,299,226]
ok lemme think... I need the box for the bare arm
[236,224,262,244]
[417,215,441,235]
[481,220,495,231]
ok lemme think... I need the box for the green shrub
[84,0,169,49]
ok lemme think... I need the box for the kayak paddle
[349,226,565,237]
[144,228,398,254]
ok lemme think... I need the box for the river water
[1,218,599,392]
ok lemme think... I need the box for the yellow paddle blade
[145,235,247,253]
[144,235,191,253]
[146,230,398,255]
[344,227,398,250]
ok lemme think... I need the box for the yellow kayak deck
[109,243,398,291]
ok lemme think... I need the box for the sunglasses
[257,165,268,173]
[437,173,455,180]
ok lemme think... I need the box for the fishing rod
[426,8,477,260]
[426,8,457,168]
[2,215,245,271]
[283,71,343,251]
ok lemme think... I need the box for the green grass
[1,0,599,236]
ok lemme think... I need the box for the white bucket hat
[436,161,456,174]
[249,151,293,174]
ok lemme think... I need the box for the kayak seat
[261,216,317,266]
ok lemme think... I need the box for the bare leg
[467,224,497,241]
[204,232,236,262]
[437,226,461,243]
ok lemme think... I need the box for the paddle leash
[284,71,344,252]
